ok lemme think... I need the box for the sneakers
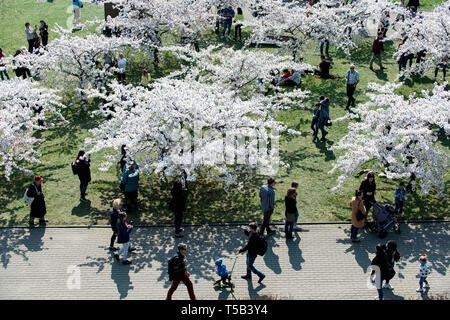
[416,287,423,292]
[114,254,120,261]
[122,260,132,265]
[374,296,381,300]
[258,275,265,284]
[241,275,251,280]
[227,35,231,40]
[383,283,393,290]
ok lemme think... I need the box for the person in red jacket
[370,34,385,71]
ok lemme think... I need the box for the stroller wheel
[378,229,388,239]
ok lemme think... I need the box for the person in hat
[417,254,431,292]
[27,176,48,225]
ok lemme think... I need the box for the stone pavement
[0,222,449,300]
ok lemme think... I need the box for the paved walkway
[0,222,449,300]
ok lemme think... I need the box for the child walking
[416,254,431,292]
[214,258,233,288]
[394,182,406,215]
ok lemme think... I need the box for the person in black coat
[383,240,400,290]
[27,175,47,225]
[170,181,187,238]
[237,222,265,283]
[407,0,420,9]
[284,188,297,239]
[371,244,390,300]
[359,171,376,213]
[74,150,91,202]
[39,21,48,47]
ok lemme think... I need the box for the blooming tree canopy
[329,82,450,195]
[0,79,66,180]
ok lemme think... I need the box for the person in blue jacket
[121,162,139,212]
[214,258,232,287]
[114,212,135,264]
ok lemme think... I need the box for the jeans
[166,272,196,300]
[174,211,183,234]
[285,220,294,238]
[246,252,264,278]
[222,19,232,36]
[369,53,383,69]
[346,83,356,108]
[350,225,359,239]
[28,39,34,53]
[294,210,299,225]
[117,242,129,261]
[419,277,429,289]
[260,209,274,235]
[320,40,329,55]
[0,69,10,81]
[394,200,404,214]
[235,24,242,40]
[311,118,318,135]
[80,181,89,199]
[317,119,327,139]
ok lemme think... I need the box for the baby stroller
[367,202,401,238]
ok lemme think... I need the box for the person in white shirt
[25,22,35,53]
[345,64,359,110]
[117,53,126,83]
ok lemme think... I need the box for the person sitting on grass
[277,69,301,87]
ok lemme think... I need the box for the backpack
[71,161,78,175]
[23,184,38,206]
[255,234,267,256]
[168,255,185,280]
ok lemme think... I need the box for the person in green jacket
[234,7,244,41]
[121,162,139,212]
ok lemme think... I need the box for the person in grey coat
[259,178,276,235]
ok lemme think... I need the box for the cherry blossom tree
[390,1,450,78]
[33,25,139,108]
[245,0,397,57]
[329,81,450,196]
[0,79,66,180]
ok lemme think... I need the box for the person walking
[311,103,320,138]
[114,212,134,264]
[166,243,197,300]
[369,34,385,71]
[350,190,367,242]
[434,56,447,82]
[237,222,266,283]
[73,0,83,26]
[416,254,431,292]
[0,48,10,81]
[170,181,187,238]
[25,23,35,53]
[141,70,151,88]
[221,6,235,40]
[234,7,244,41]
[284,188,297,239]
[27,176,48,225]
[259,178,276,235]
[121,161,139,212]
[109,199,122,251]
[117,53,126,83]
[320,39,329,56]
[371,244,390,300]
[345,64,359,110]
[317,96,330,142]
[359,171,376,213]
[383,240,400,290]
[39,21,49,47]
[73,150,91,202]
[290,181,302,231]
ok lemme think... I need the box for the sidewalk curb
[1,220,448,229]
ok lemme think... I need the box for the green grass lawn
[0,1,448,226]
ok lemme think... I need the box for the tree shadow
[0,227,47,269]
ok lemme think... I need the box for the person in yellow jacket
[350,190,367,242]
